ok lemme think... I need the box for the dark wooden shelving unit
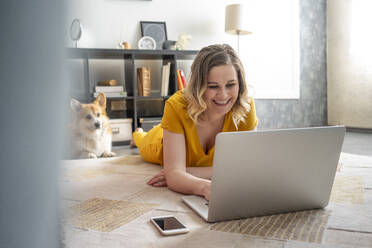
[67,48,198,130]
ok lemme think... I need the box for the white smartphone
[150,215,189,236]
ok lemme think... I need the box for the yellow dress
[132,91,258,167]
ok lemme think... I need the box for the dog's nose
[94,122,101,129]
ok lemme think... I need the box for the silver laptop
[182,126,345,222]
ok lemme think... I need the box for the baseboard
[113,140,130,146]
[346,127,372,133]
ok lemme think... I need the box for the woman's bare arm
[186,167,212,179]
[146,167,212,188]
[162,129,211,199]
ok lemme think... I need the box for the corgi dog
[70,93,116,159]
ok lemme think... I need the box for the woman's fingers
[147,170,167,187]
[149,177,166,187]
[153,181,167,187]
[148,175,165,184]
[147,174,164,183]
[147,171,162,183]
[146,176,157,185]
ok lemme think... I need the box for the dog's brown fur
[70,93,115,159]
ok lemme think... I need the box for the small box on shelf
[110,99,126,111]
[110,118,133,143]
[106,99,130,119]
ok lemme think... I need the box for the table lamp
[225,4,252,53]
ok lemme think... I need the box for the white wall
[67,0,299,99]
[66,0,237,49]
[327,0,372,129]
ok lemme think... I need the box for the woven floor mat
[67,198,158,232]
[330,175,364,204]
[211,209,330,243]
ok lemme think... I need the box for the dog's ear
[95,92,106,108]
[70,98,82,112]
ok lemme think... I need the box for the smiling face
[202,64,240,122]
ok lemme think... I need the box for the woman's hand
[147,169,167,187]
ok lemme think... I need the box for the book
[94,92,127,98]
[142,68,151,96]
[137,68,143,96]
[179,70,187,89]
[137,67,151,96]
[164,63,171,95]
[95,85,124,93]
[161,62,171,96]
[176,69,184,90]
[97,79,117,86]
[161,65,166,96]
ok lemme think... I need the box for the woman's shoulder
[161,90,191,133]
[166,90,188,110]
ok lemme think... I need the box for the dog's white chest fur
[86,130,106,155]
[72,128,113,159]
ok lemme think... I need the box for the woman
[132,44,258,200]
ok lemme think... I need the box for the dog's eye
[86,114,92,120]
[97,113,100,117]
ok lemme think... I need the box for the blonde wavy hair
[184,44,252,128]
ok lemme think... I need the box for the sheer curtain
[327,0,372,129]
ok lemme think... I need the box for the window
[350,0,372,72]
[240,0,299,99]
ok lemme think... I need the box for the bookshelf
[67,48,198,130]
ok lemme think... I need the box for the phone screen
[152,216,186,231]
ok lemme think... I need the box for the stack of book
[94,85,127,98]
[137,67,151,96]
[161,62,171,96]
[176,69,187,90]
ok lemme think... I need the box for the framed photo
[140,21,167,50]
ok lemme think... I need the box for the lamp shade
[225,4,252,35]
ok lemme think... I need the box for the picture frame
[140,21,167,50]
